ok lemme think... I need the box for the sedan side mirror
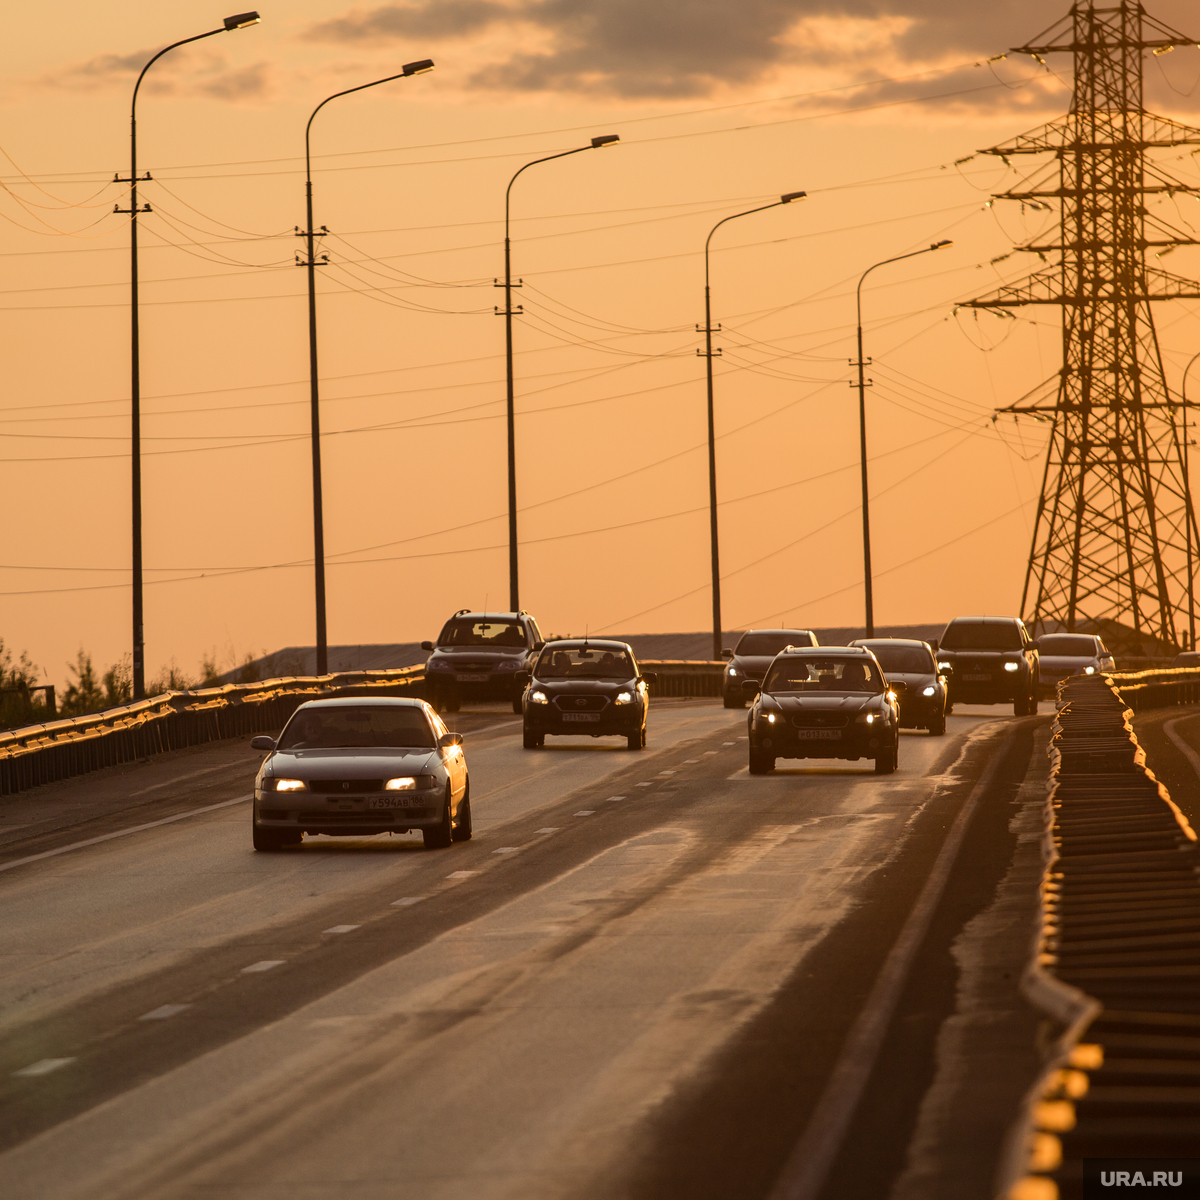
[721,648,734,659]
[741,678,761,696]
[420,640,434,652]
[640,672,658,685]
[515,671,530,688]
[250,735,277,752]
[438,732,463,748]
[889,680,908,694]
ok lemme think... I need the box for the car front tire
[929,709,947,736]
[252,822,298,852]
[874,743,897,775]
[522,727,543,749]
[423,788,455,849]
[748,748,775,774]
[452,787,472,842]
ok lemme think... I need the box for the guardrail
[0,659,725,798]
[1107,665,1200,712]
[1001,674,1200,1198]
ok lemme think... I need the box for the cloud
[301,0,1200,106]
[195,62,272,101]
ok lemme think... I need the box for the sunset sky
[6,1,1200,688]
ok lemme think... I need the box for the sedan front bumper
[750,722,895,761]
[254,785,446,836]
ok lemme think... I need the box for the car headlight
[428,659,452,671]
[1004,662,1020,673]
[614,690,634,705]
[923,685,936,697]
[937,661,950,671]
[857,712,876,725]
[530,690,549,704]
[1085,665,1095,674]
[269,778,307,792]
[385,776,417,791]
[496,660,522,671]
[727,666,738,676]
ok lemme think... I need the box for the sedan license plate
[456,673,489,682]
[963,673,991,682]
[367,796,421,809]
[796,729,842,740]
[562,713,601,723]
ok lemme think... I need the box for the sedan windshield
[1036,634,1098,657]
[279,706,436,750]
[940,622,1023,651]
[765,656,884,694]
[536,647,635,679]
[438,619,526,648]
[859,643,934,673]
[736,631,815,656]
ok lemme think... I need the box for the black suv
[721,629,819,708]
[936,616,1039,716]
[422,610,544,713]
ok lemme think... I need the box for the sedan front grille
[791,713,849,728]
[308,810,431,823]
[554,695,608,712]
[307,779,385,794]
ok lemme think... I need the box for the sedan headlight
[614,691,634,705]
[923,685,936,697]
[1085,665,1095,674]
[496,660,522,671]
[727,666,738,676]
[1004,662,1020,673]
[385,776,417,791]
[937,661,950,671]
[857,712,876,725]
[268,778,307,792]
[428,659,452,671]
[530,690,549,704]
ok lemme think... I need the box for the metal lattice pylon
[962,1,1200,654]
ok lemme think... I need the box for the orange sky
[5,2,1200,688]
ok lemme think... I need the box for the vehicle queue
[248,608,1083,852]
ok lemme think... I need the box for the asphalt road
[0,699,1049,1200]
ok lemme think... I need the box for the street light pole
[700,192,806,661]
[300,59,434,677]
[500,134,619,612]
[120,12,261,700]
[1181,351,1200,649]
[853,239,951,638]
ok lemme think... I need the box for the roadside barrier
[0,659,724,798]
[1002,673,1200,1199]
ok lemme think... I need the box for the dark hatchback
[519,639,654,750]
[849,638,947,735]
[422,610,545,713]
[745,646,900,775]
[721,628,819,708]
[937,616,1039,716]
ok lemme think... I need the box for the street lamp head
[402,59,435,76]
[931,239,953,250]
[780,191,807,204]
[223,11,260,30]
[590,134,620,148]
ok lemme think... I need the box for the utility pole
[963,0,1200,656]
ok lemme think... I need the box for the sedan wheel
[522,727,543,749]
[252,823,298,852]
[452,788,473,842]
[874,744,897,775]
[748,748,775,775]
[423,787,455,849]
[929,710,947,736]
[626,726,645,751]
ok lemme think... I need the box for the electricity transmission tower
[963,1,1200,654]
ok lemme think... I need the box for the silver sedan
[250,697,470,851]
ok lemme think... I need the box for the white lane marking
[128,761,242,798]
[140,1004,190,1021]
[0,795,253,877]
[683,759,700,764]
[535,827,559,835]
[241,960,284,974]
[323,925,360,934]
[493,846,520,854]
[767,727,1016,1200]
[1165,717,1200,782]
[658,770,677,776]
[391,897,424,906]
[635,782,654,788]
[605,795,626,803]
[445,871,476,880]
[574,810,595,817]
[13,1058,75,1078]
[702,751,719,756]
[723,741,736,746]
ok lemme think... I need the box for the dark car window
[860,644,934,673]
[279,706,436,750]
[536,647,635,679]
[1036,635,1098,657]
[438,619,527,648]
[764,656,883,694]
[736,632,815,656]
[940,622,1023,651]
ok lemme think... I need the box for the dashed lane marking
[13,1058,74,1078]
[445,871,476,881]
[635,782,654,788]
[658,770,677,776]
[140,1005,190,1021]
[493,847,519,854]
[683,759,699,764]
[391,897,424,906]
[574,810,595,817]
[605,795,626,803]
[535,827,559,835]
[241,960,284,974]
[323,925,360,934]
